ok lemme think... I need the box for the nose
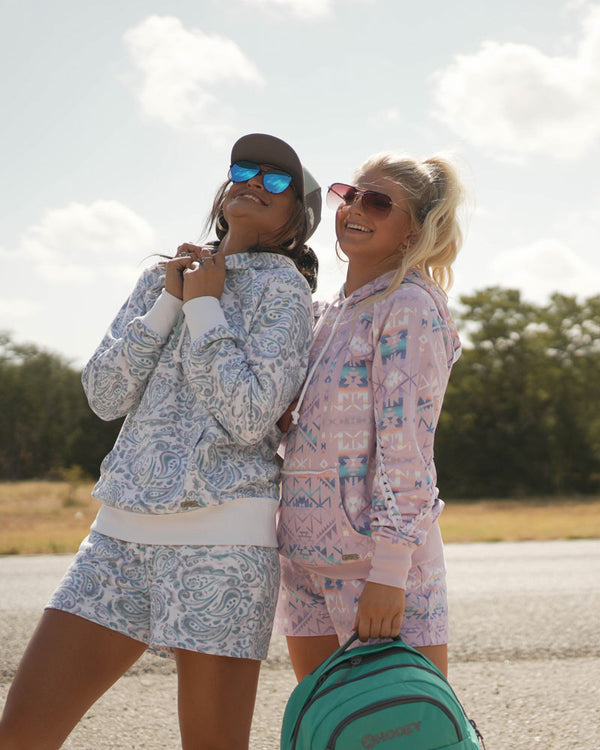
[246,171,265,189]
[347,190,365,212]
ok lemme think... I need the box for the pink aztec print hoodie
[278,268,461,589]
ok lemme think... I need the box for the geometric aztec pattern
[279,269,461,569]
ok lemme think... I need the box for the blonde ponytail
[354,152,466,295]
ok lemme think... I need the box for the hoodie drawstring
[291,296,352,425]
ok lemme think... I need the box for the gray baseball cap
[230,133,321,240]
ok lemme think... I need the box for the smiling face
[222,164,299,243]
[335,167,415,273]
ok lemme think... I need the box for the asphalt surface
[1,539,599,749]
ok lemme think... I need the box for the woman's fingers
[182,248,226,302]
[354,582,406,642]
[176,243,213,259]
[165,255,195,299]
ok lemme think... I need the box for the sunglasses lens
[327,184,357,210]
[229,160,260,183]
[363,191,393,216]
[327,184,392,217]
[262,170,292,194]
[230,162,292,194]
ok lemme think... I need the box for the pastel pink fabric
[278,269,461,590]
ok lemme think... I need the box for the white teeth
[347,223,371,233]
[240,193,262,204]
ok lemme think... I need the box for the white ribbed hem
[140,290,183,338]
[90,497,278,546]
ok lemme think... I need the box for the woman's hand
[354,582,406,642]
[165,251,195,300]
[182,246,226,302]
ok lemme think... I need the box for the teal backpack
[281,634,485,750]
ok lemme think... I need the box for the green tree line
[436,288,600,497]
[1,287,599,498]
[0,333,123,480]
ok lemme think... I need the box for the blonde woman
[276,151,465,682]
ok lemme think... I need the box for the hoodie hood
[223,250,297,272]
[401,269,462,367]
[291,268,460,425]
[334,268,461,367]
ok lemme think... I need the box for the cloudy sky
[2,0,600,366]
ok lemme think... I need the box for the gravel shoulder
[1,540,598,749]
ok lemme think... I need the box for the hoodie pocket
[278,468,374,566]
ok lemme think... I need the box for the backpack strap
[311,632,360,674]
[321,632,403,670]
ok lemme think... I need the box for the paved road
[1,540,599,749]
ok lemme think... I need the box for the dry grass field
[0,480,599,555]
[439,497,600,542]
[0,480,100,555]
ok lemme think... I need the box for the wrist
[165,278,183,300]
[183,287,222,303]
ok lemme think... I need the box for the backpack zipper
[470,719,487,749]
[323,651,483,747]
[315,646,437,690]
[316,663,443,702]
[325,695,462,749]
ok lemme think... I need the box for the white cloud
[491,238,600,301]
[1,202,158,364]
[15,201,156,284]
[431,6,600,160]
[241,0,334,19]
[123,15,264,136]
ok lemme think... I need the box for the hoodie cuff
[183,296,228,341]
[367,538,413,589]
[140,290,183,338]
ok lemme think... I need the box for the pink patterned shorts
[274,523,448,648]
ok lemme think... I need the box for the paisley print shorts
[47,532,280,660]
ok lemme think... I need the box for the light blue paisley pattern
[82,252,313,514]
[48,532,280,660]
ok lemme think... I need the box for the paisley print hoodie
[278,268,461,589]
[83,252,313,518]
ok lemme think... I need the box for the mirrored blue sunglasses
[229,160,293,194]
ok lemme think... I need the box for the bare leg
[175,649,262,750]
[286,635,448,682]
[286,635,341,682]
[415,643,448,677]
[0,609,147,750]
